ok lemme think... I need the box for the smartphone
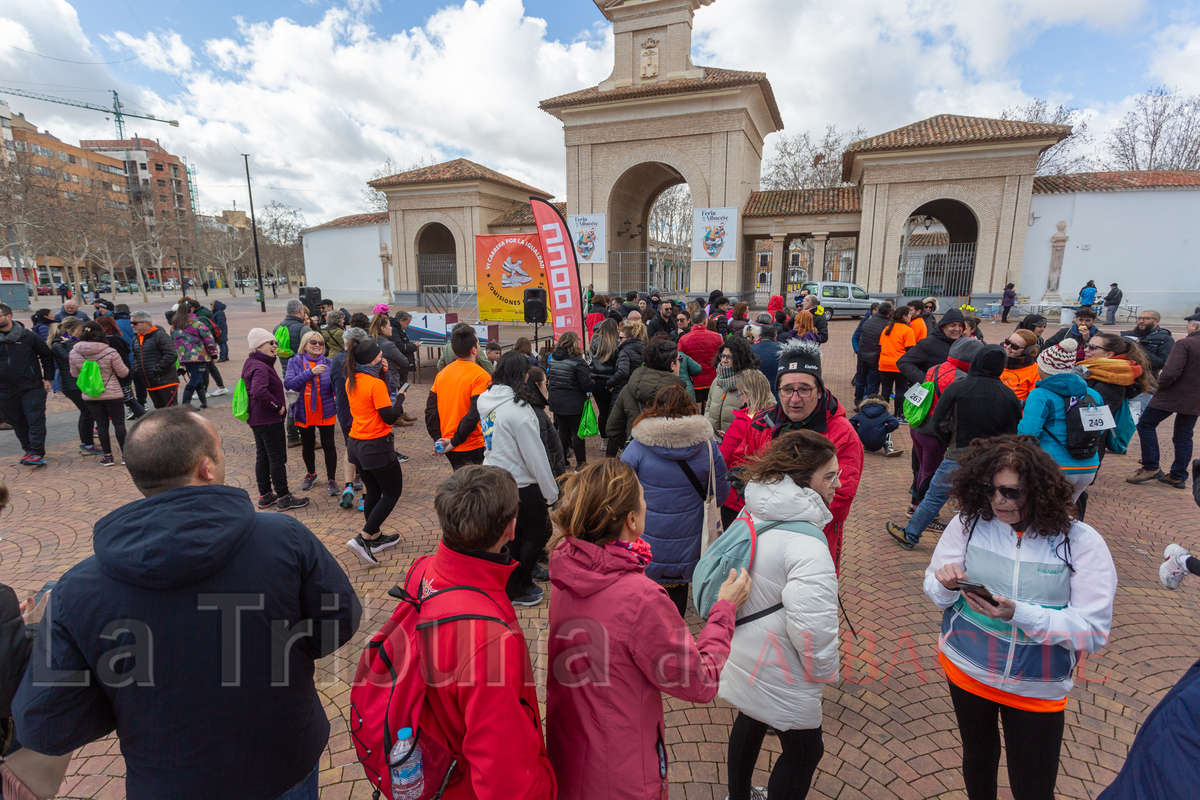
[399,382,410,393]
[34,579,57,605]
[957,581,994,601]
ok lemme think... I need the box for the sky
[2,0,1199,226]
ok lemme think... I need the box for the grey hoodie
[478,384,560,502]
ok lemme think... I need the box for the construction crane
[0,87,177,139]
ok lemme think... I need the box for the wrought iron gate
[608,250,691,295]
[898,242,976,297]
[417,254,457,291]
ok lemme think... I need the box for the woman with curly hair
[703,335,761,442]
[924,434,1116,800]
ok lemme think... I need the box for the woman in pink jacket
[546,459,752,800]
[69,320,130,466]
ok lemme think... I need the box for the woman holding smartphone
[923,434,1116,800]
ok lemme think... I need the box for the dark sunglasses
[983,483,1024,501]
[1003,340,1025,350]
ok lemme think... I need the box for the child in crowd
[850,394,904,457]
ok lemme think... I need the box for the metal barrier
[423,284,478,318]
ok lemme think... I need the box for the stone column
[811,233,829,280]
[771,233,787,301]
[379,243,392,299]
[1043,221,1068,304]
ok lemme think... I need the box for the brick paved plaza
[2,295,1197,800]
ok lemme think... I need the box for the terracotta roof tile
[369,158,551,197]
[301,212,389,234]
[841,114,1071,180]
[743,187,861,217]
[489,201,568,229]
[540,67,784,130]
[908,232,949,247]
[1033,170,1200,194]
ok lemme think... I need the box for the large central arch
[605,161,694,293]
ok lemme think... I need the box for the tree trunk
[131,241,148,304]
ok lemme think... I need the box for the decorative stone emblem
[640,37,660,79]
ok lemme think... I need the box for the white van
[799,281,874,318]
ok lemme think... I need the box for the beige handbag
[678,440,724,556]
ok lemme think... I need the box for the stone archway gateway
[415,221,457,291]
[541,0,784,299]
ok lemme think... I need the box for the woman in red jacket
[546,459,751,800]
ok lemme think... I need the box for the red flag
[530,197,584,343]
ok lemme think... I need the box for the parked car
[35,284,53,296]
[799,281,874,318]
[116,281,131,293]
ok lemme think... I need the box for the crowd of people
[1,285,1198,800]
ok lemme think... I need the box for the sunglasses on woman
[983,483,1024,500]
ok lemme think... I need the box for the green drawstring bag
[273,326,294,358]
[902,381,935,426]
[77,360,105,398]
[578,397,599,438]
[231,379,250,422]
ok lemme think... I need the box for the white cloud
[1149,22,1200,93]
[103,30,195,74]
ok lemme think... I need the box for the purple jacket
[284,353,336,425]
[241,351,286,426]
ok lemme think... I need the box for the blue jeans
[218,337,229,361]
[855,354,880,405]
[274,765,318,800]
[51,365,62,394]
[905,457,958,542]
[1138,406,1197,482]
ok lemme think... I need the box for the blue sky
[3,0,1198,221]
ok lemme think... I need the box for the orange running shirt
[910,315,927,342]
[347,372,393,440]
[879,322,916,373]
[431,358,491,451]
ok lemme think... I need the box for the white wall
[1022,188,1200,321]
[301,223,392,305]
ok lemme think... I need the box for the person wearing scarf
[1080,332,1157,461]
[284,330,339,498]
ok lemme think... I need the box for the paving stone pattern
[2,297,1197,800]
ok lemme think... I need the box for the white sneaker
[210,387,229,396]
[1161,544,1192,590]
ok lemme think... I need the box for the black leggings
[664,584,689,617]
[298,424,337,480]
[361,458,403,536]
[204,360,224,389]
[592,386,612,438]
[555,412,586,464]
[948,681,1064,800]
[61,387,95,446]
[253,422,290,497]
[148,384,178,409]
[86,399,127,455]
[506,483,551,598]
[878,371,909,417]
[727,713,823,800]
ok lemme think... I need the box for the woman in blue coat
[285,329,339,496]
[1018,339,1102,504]
[621,383,730,617]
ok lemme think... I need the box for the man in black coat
[897,308,967,386]
[0,304,54,466]
[646,299,677,339]
[129,311,180,409]
[1122,310,1175,378]
[855,302,892,408]
[1103,282,1123,325]
[13,407,361,800]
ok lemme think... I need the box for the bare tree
[762,124,868,190]
[1102,87,1200,171]
[198,215,252,297]
[258,200,307,293]
[999,99,1094,175]
[648,184,692,251]
[361,155,438,212]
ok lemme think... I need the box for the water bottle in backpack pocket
[389,728,424,800]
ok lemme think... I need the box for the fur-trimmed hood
[630,413,714,456]
[856,396,891,416]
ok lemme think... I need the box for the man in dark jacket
[1103,282,1123,325]
[646,299,676,339]
[616,290,640,319]
[888,344,1021,549]
[1128,312,1199,489]
[0,304,54,466]
[12,406,361,800]
[897,307,967,386]
[210,299,230,361]
[800,295,829,343]
[129,310,179,408]
[389,311,421,403]
[752,324,783,396]
[855,302,892,407]
[52,299,89,323]
[1044,306,1100,357]
[606,336,686,447]
[1122,310,1175,377]
[111,304,136,346]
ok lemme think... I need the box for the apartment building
[79,135,193,223]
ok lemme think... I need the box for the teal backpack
[692,511,827,623]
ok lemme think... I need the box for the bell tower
[594,0,710,91]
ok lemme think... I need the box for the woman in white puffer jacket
[718,429,842,800]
